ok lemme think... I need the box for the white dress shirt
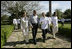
[48,17,52,25]
[40,17,49,29]
[17,19,20,24]
[51,16,58,26]
[30,15,38,24]
[13,19,18,25]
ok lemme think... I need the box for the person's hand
[41,22,43,25]
[41,22,42,24]
[31,26,33,28]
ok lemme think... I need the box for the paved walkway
[3,29,71,48]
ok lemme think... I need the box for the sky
[39,1,71,14]
[2,1,71,16]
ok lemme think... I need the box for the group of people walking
[13,10,58,45]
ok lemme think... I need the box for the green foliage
[1,20,10,25]
[63,9,71,18]
[46,12,50,17]
[8,15,15,25]
[1,15,9,20]
[46,9,71,19]
[55,9,63,19]
[8,2,21,19]
[1,15,10,25]
[1,25,14,48]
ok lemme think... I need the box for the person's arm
[39,18,42,25]
[39,18,42,29]
[56,17,58,27]
[51,17,53,26]
[20,18,23,30]
[29,16,33,28]
[50,18,52,25]
[57,17,58,23]
[28,18,31,26]
[47,18,49,24]
[37,17,40,27]
[13,19,14,24]
[37,16,39,23]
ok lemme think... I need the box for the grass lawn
[58,22,71,38]
[1,25,14,48]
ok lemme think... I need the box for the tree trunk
[49,1,52,17]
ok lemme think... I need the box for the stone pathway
[3,29,71,48]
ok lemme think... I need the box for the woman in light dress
[21,11,30,43]
[51,12,58,39]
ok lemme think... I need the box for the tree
[46,12,50,17]
[1,1,41,17]
[63,9,71,19]
[1,1,42,24]
[49,1,52,17]
[55,9,63,19]
[1,1,14,16]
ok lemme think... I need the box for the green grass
[58,22,71,38]
[1,25,14,48]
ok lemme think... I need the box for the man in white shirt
[61,18,65,26]
[51,12,58,39]
[30,10,39,45]
[40,12,49,43]
[13,18,18,30]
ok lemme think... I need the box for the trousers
[32,23,38,44]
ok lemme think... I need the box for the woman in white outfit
[51,12,58,39]
[21,11,29,43]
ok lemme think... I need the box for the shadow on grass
[46,26,71,42]
[3,40,26,47]
[54,27,71,42]
[3,38,43,47]
[32,26,71,42]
